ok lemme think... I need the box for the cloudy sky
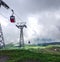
[0,0,60,44]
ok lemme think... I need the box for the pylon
[16,22,27,47]
[0,23,5,48]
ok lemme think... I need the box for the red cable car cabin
[10,15,15,23]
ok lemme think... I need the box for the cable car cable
[0,0,24,23]
[10,9,24,22]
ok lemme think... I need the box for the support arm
[0,0,10,9]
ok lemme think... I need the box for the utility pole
[16,22,27,47]
[0,23,5,48]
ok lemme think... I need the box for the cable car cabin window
[10,15,15,23]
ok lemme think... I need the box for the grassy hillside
[0,46,60,62]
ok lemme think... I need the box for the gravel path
[0,56,8,62]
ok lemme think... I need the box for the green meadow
[0,45,60,62]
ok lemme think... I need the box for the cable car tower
[0,23,5,48]
[16,22,27,47]
[0,0,15,47]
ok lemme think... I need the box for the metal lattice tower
[16,22,27,47]
[0,23,5,48]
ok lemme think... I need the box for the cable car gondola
[10,15,15,23]
[10,9,15,23]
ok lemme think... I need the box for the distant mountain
[37,42,60,46]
